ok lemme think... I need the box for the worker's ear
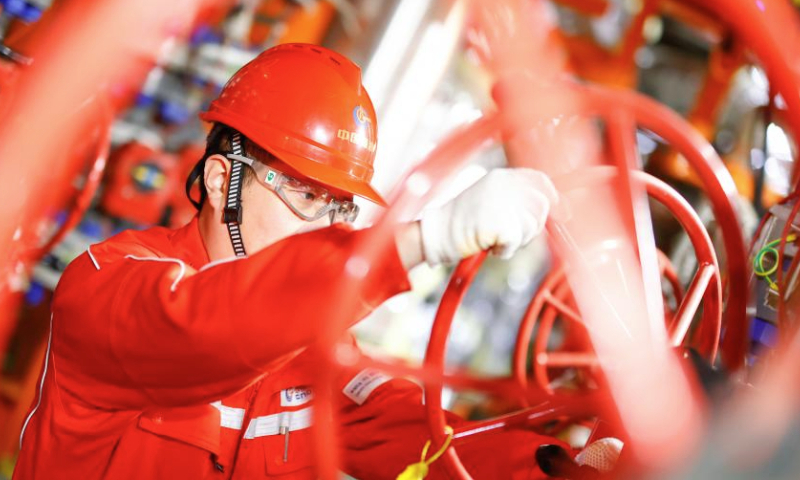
[204,154,230,213]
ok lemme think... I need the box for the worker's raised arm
[52,167,556,410]
[51,224,409,410]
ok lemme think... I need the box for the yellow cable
[396,426,455,480]
[753,234,798,292]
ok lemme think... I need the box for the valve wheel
[420,83,746,480]
[517,170,719,395]
[521,248,684,395]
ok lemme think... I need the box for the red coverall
[13,218,564,479]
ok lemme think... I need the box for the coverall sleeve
[51,225,410,409]
[337,373,572,480]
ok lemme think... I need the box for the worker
[13,43,582,479]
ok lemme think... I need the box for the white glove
[575,437,623,473]
[420,168,558,266]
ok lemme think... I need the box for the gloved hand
[574,437,623,474]
[420,168,558,266]
[536,437,623,479]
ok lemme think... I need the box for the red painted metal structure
[512,250,684,393]
[575,85,747,369]
[308,74,746,477]
[691,0,800,187]
[100,142,181,226]
[521,227,685,393]
[422,167,725,478]
[553,0,800,187]
[0,0,235,351]
[302,33,754,470]
[35,105,113,258]
[417,0,800,471]
[520,172,717,395]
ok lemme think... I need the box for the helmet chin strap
[224,132,247,257]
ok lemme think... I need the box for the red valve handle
[418,84,745,480]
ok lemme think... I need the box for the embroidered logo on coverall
[281,386,313,407]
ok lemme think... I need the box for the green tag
[266,171,276,184]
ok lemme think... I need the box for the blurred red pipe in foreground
[0,0,232,357]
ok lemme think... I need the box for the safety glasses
[227,153,360,223]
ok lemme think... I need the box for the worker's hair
[185,123,274,211]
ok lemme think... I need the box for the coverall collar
[169,215,211,270]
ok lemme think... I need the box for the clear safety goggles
[227,153,360,224]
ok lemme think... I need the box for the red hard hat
[200,43,385,206]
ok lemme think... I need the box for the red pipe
[577,84,747,369]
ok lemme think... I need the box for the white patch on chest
[342,369,392,405]
[280,386,314,407]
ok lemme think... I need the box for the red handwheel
[423,250,607,480]
[516,170,720,395]
[518,248,683,395]
[420,84,746,480]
